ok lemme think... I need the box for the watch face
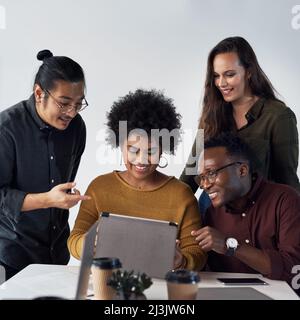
[226,238,238,248]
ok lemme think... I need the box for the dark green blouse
[180,98,300,193]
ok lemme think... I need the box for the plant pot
[113,291,147,300]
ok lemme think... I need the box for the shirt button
[51,179,55,183]
[245,239,250,244]
[242,213,246,217]
[53,226,56,230]
[50,156,54,160]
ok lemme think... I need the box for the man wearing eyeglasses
[0,50,90,279]
[191,133,300,290]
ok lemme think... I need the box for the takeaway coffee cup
[91,257,122,300]
[165,269,200,300]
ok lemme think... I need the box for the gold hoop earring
[158,156,168,168]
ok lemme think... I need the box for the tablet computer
[95,212,178,279]
[217,277,268,285]
[75,221,98,300]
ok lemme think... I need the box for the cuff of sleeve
[182,250,207,271]
[2,189,27,223]
[263,249,284,280]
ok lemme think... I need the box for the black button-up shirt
[0,95,86,270]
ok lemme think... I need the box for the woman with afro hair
[68,89,206,272]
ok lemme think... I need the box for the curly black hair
[204,132,253,172]
[106,89,182,154]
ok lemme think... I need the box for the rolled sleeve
[0,129,26,222]
[179,189,207,271]
[0,187,27,222]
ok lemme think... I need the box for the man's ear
[239,163,250,177]
[34,84,44,103]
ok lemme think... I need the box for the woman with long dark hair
[181,36,299,209]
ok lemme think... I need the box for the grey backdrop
[1,0,299,265]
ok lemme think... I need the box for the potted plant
[107,270,153,300]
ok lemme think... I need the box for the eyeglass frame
[44,89,88,113]
[194,161,243,189]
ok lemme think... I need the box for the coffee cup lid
[165,269,200,284]
[33,296,67,300]
[92,257,122,269]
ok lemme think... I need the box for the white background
[0,0,300,265]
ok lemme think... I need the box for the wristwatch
[225,237,239,256]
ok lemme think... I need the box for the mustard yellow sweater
[68,171,206,271]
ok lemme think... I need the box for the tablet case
[75,221,98,300]
[75,212,178,299]
[95,212,178,279]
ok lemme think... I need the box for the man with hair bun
[0,49,90,279]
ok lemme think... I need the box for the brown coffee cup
[91,257,122,300]
[165,269,200,300]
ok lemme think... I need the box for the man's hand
[21,182,91,212]
[45,182,91,209]
[191,226,227,254]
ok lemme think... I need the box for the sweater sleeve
[178,187,207,271]
[0,129,27,222]
[67,181,99,260]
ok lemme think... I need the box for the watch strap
[225,247,235,256]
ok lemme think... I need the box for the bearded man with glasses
[191,133,300,295]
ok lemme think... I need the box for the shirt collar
[244,98,266,124]
[225,174,264,214]
[25,94,52,131]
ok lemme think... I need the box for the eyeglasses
[45,90,88,113]
[194,162,242,189]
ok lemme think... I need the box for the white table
[0,264,298,300]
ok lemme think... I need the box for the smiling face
[213,52,251,105]
[34,80,85,130]
[199,146,247,208]
[121,132,161,184]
